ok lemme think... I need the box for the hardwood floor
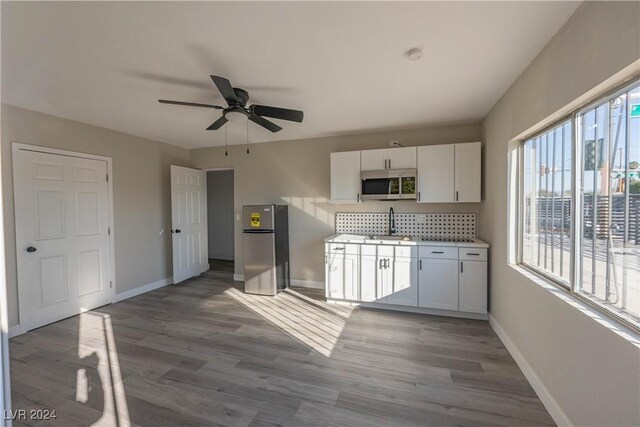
[9,263,555,426]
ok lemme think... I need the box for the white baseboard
[8,325,22,338]
[113,277,173,303]
[489,314,573,427]
[233,273,244,282]
[290,279,324,289]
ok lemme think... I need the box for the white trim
[327,298,488,320]
[11,142,118,305]
[233,274,244,282]
[8,326,21,339]
[112,277,173,303]
[290,279,324,289]
[489,313,573,427]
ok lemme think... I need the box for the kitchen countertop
[324,234,489,248]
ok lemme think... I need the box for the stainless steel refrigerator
[242,205,290,296]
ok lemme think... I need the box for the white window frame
[515,78,640,333]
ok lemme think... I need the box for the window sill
[509,263,640,348]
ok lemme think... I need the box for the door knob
[26,246,37,253]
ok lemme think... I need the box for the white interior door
[14,148,112,332]
[171,165,208,283]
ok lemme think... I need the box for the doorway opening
[206,170,235,276]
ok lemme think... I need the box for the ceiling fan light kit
[158,75,304,136]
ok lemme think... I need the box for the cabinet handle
[357,193,360,203]
[389,159,391,169]
[431,251,444,254]
[325,255,328,264]
[386,258,390,269]
[461,261,464,273]
[456,191,459,202]
[467,253,480,256]
[418,191,421,202]
[333,247,344,251]
[379,258,383,269]
[419,259,422,270]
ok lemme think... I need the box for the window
[518,79,640,330]
[522,120,573,286]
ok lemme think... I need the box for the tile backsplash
[335,212,476,242]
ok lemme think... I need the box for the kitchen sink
[366,235,412,241]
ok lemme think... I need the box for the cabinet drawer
[458,248,487,261]
[395,246,417,258]
[418,246,457,260]
[376,245,395,257]
[360,244,378,257]
[327,243,359,255]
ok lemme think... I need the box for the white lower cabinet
[459,260,487,313]
[418,258,458,310]
[325,245,359,300]
[325,242,487,317]
[387,256,418,306]
[360,254,378,302]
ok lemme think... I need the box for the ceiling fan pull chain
[225,124,228,156]
[246,118,250,154]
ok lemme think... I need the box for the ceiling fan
[158,75,303,133]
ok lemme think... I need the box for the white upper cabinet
[455,142,481,202]
[387,147,416,170]
[330,151,361,203]
[417,142,481,203]
[417,144,455,203]
[360,149,388,171]
[360,147,416,171]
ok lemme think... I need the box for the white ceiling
[1,1,581,149]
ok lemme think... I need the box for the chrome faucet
[389,207,396,236]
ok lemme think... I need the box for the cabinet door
[416,145,455,203]
[387,147,416,170]
[459,260,487,314]
[325,253,359,300]
[330,151,361,203]
[377,256,394,302]
[326,253,345,299]
[418,258,458,310]
[360,254,379,302]
[360,149,388,171]
[386,257,418,306]
[454,142,481,202]
[343,254,359,301]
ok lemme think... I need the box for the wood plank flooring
[9,261,555,426]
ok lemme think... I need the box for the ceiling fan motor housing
[232,88,249,106]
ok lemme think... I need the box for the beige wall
[480,2,640,426]
[1,104,191,327]
[191,124,481,283]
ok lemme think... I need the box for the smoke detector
[407,47,423,61]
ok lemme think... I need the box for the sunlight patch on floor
[77,311,131,426]
[225,287,354,357]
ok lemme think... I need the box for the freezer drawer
[244,232,277,295]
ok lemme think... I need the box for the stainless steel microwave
[360,169,417,201]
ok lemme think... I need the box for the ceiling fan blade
[211,75,238,105]
[251,105,303,123]
[249,114,282,133]
[158,99,223,109]
[206,116,228,130]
